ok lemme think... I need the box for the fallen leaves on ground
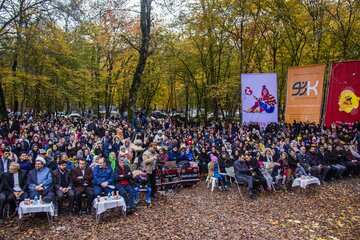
[1,178,360,240]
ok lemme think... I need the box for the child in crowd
[207,154,228,191]
[258,160,273,191]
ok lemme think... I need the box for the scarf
[109,153,117,171]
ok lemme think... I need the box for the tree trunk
[128,0,152,123]
[185,82,189,127]
[0,77,8,122]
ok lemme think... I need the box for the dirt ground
[1,178,360,240]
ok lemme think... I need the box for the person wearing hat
[38,148,50,165]
[25,156,54,203]
[0,148,13,173]
[208,154,227,191]
[53,160,74,215]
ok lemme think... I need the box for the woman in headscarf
[198,147,211,178]
[108,151,118,171]
[158,147,169,165]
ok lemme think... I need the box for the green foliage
[0,0,358,119]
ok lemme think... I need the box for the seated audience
[26,157,54,203]
[71,158,93,215]
[53,160,74,215]
[93,157,114,198]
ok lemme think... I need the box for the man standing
[26,157,54,203]
[53,160,74,215]
[93,157,114,198]
[142,142,158,198]
[71,158,93,215]
[234,154,256,200]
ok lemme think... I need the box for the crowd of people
[0,113,359,223]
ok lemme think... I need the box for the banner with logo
[241,73,278,127]
[324,61,360,126]
[285,64,326,124]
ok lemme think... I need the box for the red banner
[324,61,360,126]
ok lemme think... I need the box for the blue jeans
[118,184,134,209]
[258,100,275,113]
[134,186,151,203]
[93,185,113,198]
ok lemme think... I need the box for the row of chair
[207,167,275,197]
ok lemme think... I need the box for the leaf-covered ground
[1,178,360,240]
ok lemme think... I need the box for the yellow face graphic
[338,90,360,113]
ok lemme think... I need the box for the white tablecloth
[18,201,55,219]
[292,177,321,189]
[93,196,126,215]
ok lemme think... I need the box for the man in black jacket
[298,147,318,176]
[245,154,267,190]
[307,147,329,182]
[71,159,93,215]
[114,159,134,214]
[4,162,27,215]
[325,145,346,179]
[234,155,256,200]
[0,173,6,223]
[53,160,74,215]
[316,145,332,181]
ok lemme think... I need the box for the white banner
[241,73,278,127]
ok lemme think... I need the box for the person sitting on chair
[208,154,228,192]
[26,157,54,203]
[93,157,114,198]
[53,160,74,215]
[271,153,287,189]
[71,158,93,215]
[133,169,151,204]
[4,162,27,216]
[234,154,256,199]
[114,159,134,214]
[245,154,267,191]
[0,173,7,223]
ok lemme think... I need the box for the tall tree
[128,0,152,122]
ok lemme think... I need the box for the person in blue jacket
[93,157,114,198]
[26,157,54,203]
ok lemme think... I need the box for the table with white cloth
[292,176,321,190]
[18,201,55,227]
[93,196,126,224]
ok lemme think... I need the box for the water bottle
[108,192,112,200]
[34,195,38,205]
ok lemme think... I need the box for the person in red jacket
[114,159,134,214]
